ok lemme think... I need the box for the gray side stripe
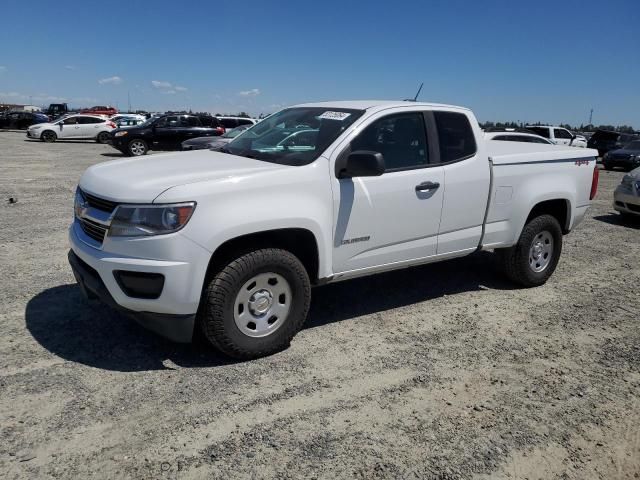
[495,157,595,167]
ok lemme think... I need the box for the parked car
[181,125,251,151]
[109,114,224,156]
[69,100,598,359]
[613,167,640,221]
[602,140,640,171]
[80,106,118,116]
[525,126,587,147]
[484,128,553,144]
[27,114,116,143]
[587,130,639,157]
[0,111,49,129]
[216,116,258,131]
[111,114,147,128]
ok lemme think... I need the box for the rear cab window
[433,111,477,163]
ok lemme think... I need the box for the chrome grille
[82,190,119,213]
[79,218,108,243]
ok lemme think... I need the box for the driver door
[59,116,80,138]
[331,111,444,275]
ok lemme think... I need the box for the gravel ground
[0,130,639,480]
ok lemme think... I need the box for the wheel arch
[203,228,321,289]
[526,198,571,234]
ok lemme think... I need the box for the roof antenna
[404,83,424,102]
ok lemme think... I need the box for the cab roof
[293,100,471,112]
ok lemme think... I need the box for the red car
[80,105,118,116]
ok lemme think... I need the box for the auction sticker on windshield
[319,111,351,121]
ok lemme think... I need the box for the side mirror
[337,151,385,178]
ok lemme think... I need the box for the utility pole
[589,108,593,125]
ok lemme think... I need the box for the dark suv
[587,130,639,157]
[110,114,224,156]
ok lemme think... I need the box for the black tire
[499,214,563,287]
[200,248,311,359]
[41,130,57,143]
[127,139,148,156]
[96,131,110,144]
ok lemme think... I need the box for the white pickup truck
[69,101,599,359]
[525,125,588,148]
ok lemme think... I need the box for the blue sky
[0,0,638,126]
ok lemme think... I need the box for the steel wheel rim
[130,141,145,155]
[233,272,292,338]
[529,230,554,273]
[98,132,108,142]
[43,132,54,141]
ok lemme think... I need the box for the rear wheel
[41,130,57,143]
[200,248,311,359]
[499,214,563,287]
[127,139,147,156]
[96,131,110,144]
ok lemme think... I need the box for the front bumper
[26,130,40,138]
[614,186,640,216]
[68,222,212,342]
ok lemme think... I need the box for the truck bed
[487,141,598,165]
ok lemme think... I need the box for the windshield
[224,107,365,165]
[222,125,249,139]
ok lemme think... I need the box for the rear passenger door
[75,116,104,138]
[431,111,491,255]
[331,110,445,274]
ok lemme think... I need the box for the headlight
[108,203,196,237]
[114,131,128,137]
[30,125,42,130]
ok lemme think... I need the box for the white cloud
[0,92,67,103]
[174,86,188,92]
[98,76,123,85]
[239,88,261,97]
[64,65,76,70]
[162,90,177,95]
[152,80,172,89]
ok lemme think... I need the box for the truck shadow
[26,252,513,372]
[593,213,640,230]
[307,251,515,329]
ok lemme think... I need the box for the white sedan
[27,114,116,143]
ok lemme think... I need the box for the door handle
[415,181,440,192]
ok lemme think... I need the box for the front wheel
[41,130,57,142]
[200,249,311,359]
[498,214,563,287]
[127,139,148,156]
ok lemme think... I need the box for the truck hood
[79,150,287,202]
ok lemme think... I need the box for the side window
[554,128,572,139]
[155,117,167,127]
[63,117,78,125]
[528,127,550,138]
[531,137,550,144]
[220,118,238,129]
[351,112,428,171]
[433,111,476,163]
[182,116,201,127]
[77,116,103,124]
[165,116,179,127]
